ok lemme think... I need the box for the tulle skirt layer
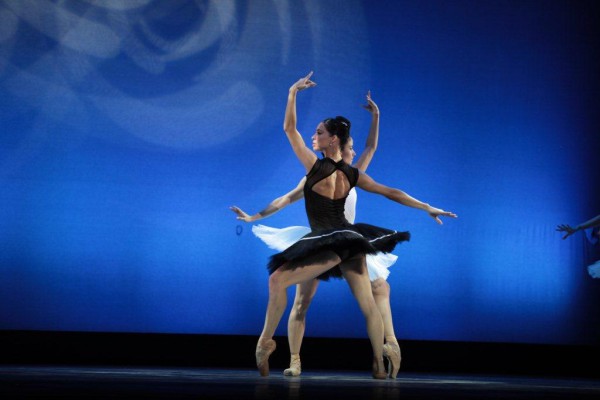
[252,225,311,251]
[252,224,399,281]
[588,260,600,279]
[253,223,409,281]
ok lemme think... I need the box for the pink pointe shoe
[256,338,276,377]
[283,354,301,376]
[383,341,401,379]
[372,358,387,380]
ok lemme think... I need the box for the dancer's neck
[322,147,342,162]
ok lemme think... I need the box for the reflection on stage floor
[1,365,599,399]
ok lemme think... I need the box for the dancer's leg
[257,251,340,376]
[371,278,395,338]
[285,279,319,376]
[288,280,320,353]
[340,255,385,378]
[371,277,401,378]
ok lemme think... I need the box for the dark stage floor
[1,365,599,399]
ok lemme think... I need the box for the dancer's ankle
[259,336,273,344]
[385,335,398,345]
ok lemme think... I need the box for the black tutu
[267,223,410,281]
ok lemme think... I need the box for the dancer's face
[342,137,356,164]
[312,122,335,151]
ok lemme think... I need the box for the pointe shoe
[372,358,387,380]
[383,341,401,379]
[256,338,276,377]
[283,354,301,376]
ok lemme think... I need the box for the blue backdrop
[1,0,598,345]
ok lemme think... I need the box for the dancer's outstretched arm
[230,178,306,222]
[283,72,318,172]
[357,172,457,224]
[354,91,380,172]
[557,214,600,239]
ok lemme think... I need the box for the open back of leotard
[303,158,359,231]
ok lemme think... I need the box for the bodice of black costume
[303,158,359,231]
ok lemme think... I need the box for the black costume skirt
[267,223,410,281]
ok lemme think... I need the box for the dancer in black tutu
[254,72,456,379]
[232,91,405,379]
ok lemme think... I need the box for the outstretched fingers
[443,210,458,218]
[556,224,575,240]
[229,206,249,221]
[297,71,317,90]
[362,90,379,112]
[429,209,457,225]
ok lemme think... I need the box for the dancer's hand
[556,224,577,239]
[427,206,457,225]
[230,206,255,222]
[362,90,379,115]
[290,71,317,92]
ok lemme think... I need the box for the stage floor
[1,365,599,399]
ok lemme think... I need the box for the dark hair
[322,116,351,150]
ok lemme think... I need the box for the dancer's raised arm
[283,72,318,171]
[354,91,380,172]
[357,172,457,224]
[230,178,306,222]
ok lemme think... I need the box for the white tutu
[587,260,600,279]
[252,224,398,281]
[252,225,311,251]
[366,252,396,281]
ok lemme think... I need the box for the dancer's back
[304,158,358,230]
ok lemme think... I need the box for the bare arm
[354,91,380,172]
[230,178,306,222]
[357,172,457,224]
[283,72,318,172]
[557,214,600,239]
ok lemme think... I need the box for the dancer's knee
[292,295,314,319]
[371,278,390,297]
[268,271,287,293]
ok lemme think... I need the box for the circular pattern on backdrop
[0,0,368,163]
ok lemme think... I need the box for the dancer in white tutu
[231,91,403,378]
[233,72,456,379]
[557,214,600,278]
